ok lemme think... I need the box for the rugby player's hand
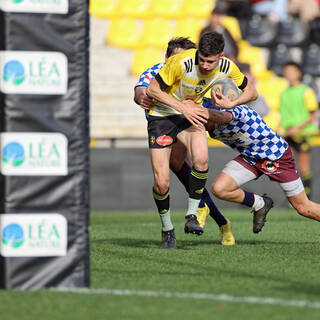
[211,90,234,109]
[181,100,208,126]
[139,94,154,110]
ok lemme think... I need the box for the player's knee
[154,178,170,195]
[192,155,208,171]
[211,180,226,199]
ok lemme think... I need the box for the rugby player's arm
[232,76,259,107]
[146,77,208,126]
[205,109,233,130]
[213,63,259,109]
[134,87,146,105]
[134,87,154,110]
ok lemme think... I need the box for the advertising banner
[0,0,90,289]
[0,0,69,14]
[0,51,68,95]
[0,213,67,257]
[0,132,68,176]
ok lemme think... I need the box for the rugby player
[200,77,320,232]
[145,32,258,248]
[134,37,235,246]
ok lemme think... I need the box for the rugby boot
[161,228,177,249]
[219,218,235,246]
[184,214,204,235]
[196,203,210,229]
[252,194,274,233]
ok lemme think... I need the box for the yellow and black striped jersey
[150,48,246,117]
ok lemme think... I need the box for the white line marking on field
[51,288,320,309]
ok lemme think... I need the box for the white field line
[51,288,320,309]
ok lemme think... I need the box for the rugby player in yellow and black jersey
[146,31,258,249]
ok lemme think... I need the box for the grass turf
[1,209,320,319]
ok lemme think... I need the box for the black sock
[152,188,169,214]
[174,162,226,226]
[172,161,190,193]
[189,167,208,200]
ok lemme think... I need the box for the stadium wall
[91,147,320,211]
[0,1,90,289]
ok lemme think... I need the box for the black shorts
[148,114,192,148]
[285,136,311,153]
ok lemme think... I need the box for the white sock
[252,194,265,211]
[186,198,201,217]
[160,210,174,231]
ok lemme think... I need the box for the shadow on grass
[92,237,318,249]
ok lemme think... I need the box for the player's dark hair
[198,31,225,56]
[166,37,196,58]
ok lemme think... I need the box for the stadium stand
[302,44,320,76]
[106,18,143,49]
[243,14,278,47]
[89,0,320,146]
[276,16,309,47]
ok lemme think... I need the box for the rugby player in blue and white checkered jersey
[203,78,320,232]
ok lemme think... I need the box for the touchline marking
[51,288,320,309]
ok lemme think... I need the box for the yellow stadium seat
[117,0,153,18]
[150,0,185,19]
[131,48,164,76]
[183,0,215,18]
[106,18,143,49]
[238,45,268,79]
[257,77,288,111]
[89,0,120,19]
[221,16,242,42]
[263,110,281,131]
[142,18,175,49]
[174,17,206,44]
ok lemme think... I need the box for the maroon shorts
[234,147,300,183]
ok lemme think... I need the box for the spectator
[279,61,319,199]
[218,0,253,20]
[250,0,288,23]
[199,3,239,61]
[288,0,320,25]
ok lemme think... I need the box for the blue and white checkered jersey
[209,105,288,161]
[135,63,164,89]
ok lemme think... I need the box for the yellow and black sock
[152,188,173,231]
[189,167,208,200]
[152,188,170,213]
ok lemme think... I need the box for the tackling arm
[134,87,154,110]
[146,78,208,126]
[205,109,233,131]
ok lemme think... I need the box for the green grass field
[1,209,320,320]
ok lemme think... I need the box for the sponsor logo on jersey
[262,160,279,173]
[150,136,155,145]
[156,135,173,146]
[197,80,206,86]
